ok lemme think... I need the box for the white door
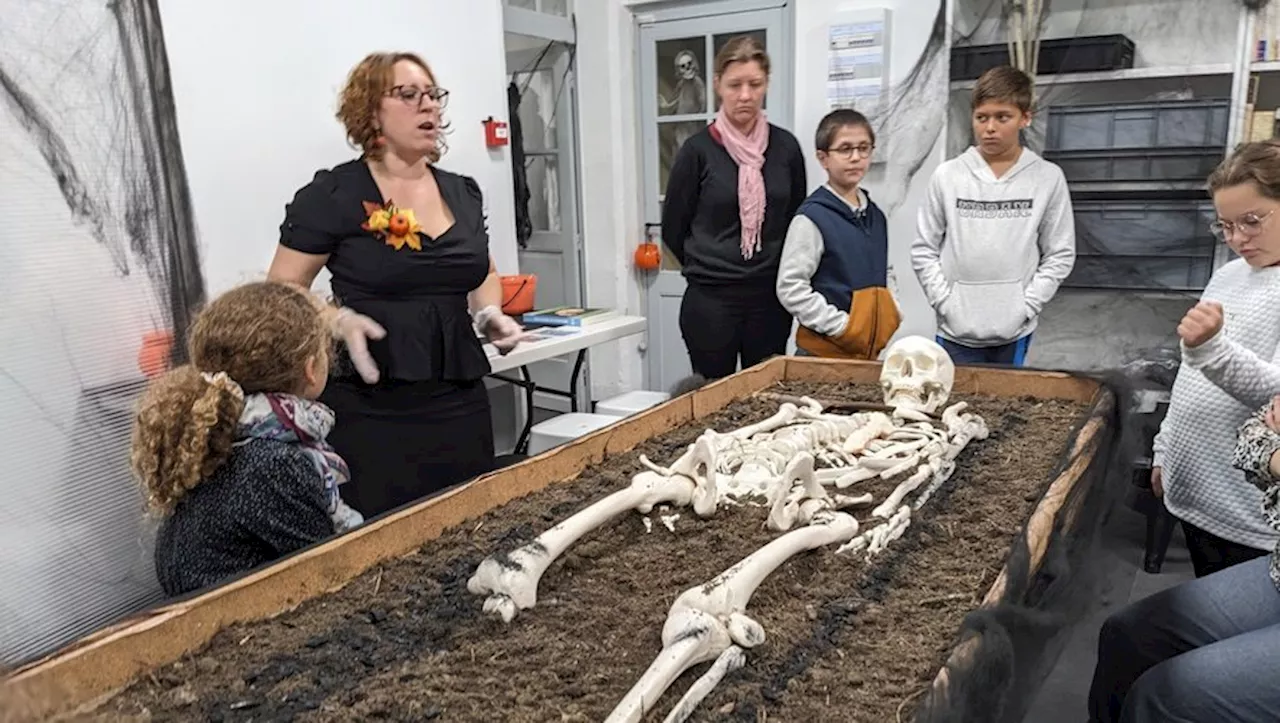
[507,39,587,411]
[638,5,793,392]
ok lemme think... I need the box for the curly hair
[336,51,449,162]
[131,282,331,514]
[1208,139,1280,199]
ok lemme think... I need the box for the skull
[879,336,956,414]
[674,50,699,81]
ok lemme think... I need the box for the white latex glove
[474,305,535,355]
[330,308,387,384]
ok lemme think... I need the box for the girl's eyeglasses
[1210,209,1275,242]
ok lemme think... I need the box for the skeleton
[469,336,994,719]
[661,49,707,115]
[470,337,984,626]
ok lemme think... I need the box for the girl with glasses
[1088,140,1280,722]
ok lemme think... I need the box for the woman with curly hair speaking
[267,52,529,518]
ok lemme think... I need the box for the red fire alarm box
[483,117,509,148]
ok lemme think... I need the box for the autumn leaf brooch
[362,200,423,250]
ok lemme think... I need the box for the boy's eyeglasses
[1210,209,1276,242]
[823,144,875,160]
[386,85,450,109]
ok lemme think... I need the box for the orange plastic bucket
[138,330,174,378]
[501,274,537,315]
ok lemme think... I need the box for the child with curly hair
[132,281,361,596]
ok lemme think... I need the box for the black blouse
[279,160,491,383]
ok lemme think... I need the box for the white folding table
[483,315,647,454]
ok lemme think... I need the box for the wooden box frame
[1,358,1111,722]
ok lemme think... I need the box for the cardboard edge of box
[0,358,1108,723]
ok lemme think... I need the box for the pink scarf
[714,107,770,260]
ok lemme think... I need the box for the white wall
[160,0,519,294]
[574,1,649,400]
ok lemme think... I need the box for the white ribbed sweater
[1156,259,1280,550]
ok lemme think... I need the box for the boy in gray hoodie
[910,65,1075,366]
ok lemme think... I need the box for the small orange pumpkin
[388,213,411,237]
[634,242,661,271]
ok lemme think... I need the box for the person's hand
[1265,395,1280,434]
[1151,466,1164,499]
[330,308,386,384]
[1176,301,1224,348]
[474,305,536,355]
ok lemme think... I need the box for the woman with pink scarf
[661,35,808,380]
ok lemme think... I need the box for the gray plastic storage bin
[1047,147,1223,187]
[1045,99,1230,152]
[1065,200,1217,291]
[1073,200,1216,256]
[1066,255,1214,291]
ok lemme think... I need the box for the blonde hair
[336,51,450,162]
[1208,140,1280,198]
[713,35,771,77]
[130,282,330,513]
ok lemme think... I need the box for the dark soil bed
[88,380,1090,722]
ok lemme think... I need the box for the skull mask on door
[879,336,956,414]
[674,50,699,82]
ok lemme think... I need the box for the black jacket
[661,122,807,289]
[154,439,334,596]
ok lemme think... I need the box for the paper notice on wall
[827,19,886,118]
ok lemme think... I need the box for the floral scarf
[236,393,363,531]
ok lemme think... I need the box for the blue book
[521,306,617,327]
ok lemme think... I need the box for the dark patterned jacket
[1231,407,1280,589]
[154,439,335,596]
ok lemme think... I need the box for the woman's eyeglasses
[1210,209,1275,242]
[386,85,449,109]
[823,143,875,160]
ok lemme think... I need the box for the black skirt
[321,378,495,519]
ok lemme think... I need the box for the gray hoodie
[910,146,1076,347]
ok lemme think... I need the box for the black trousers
[321,378,495,519]
[1180,520,1268,578]
[679,282,793,379]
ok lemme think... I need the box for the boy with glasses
[776,108,901,358]
[910,65,1075,366]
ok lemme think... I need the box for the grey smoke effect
[0,0,205,353]
[861,0,949,219]
[669,373,710,397]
